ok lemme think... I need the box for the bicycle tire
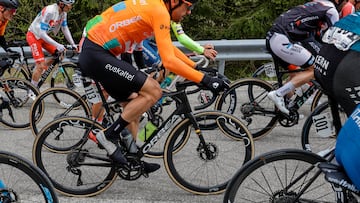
[215,78,277,139]
[50,62,82,104]
[301,102,347,155]
[0,77,40,129]
[0,150,58,203]
[32,116,117,197]
[164,111,254,195]
[3,64,30,80]
[310,89,327,112]
[29,87,91,137]
[223,148,332,203]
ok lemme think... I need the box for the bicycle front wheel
[29,87,91,137]
[223,149,332,203]
[0,150,58,203]
[32,116,117,197]
[164,111,254,195]
[0,77,40,129]
[215,78,277,139]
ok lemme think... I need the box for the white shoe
[267,91,289,115]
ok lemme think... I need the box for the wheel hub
[271,190,298,203]
[197,142,218,161]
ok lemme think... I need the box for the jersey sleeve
[171,21,204,54]
[152,9,203,83]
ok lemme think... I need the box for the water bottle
[138,121,157,142]
[160,73,175,89]
[120,129,138,153]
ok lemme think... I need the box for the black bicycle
[32,79,254,197]
[252,61,327,112]
[5,41,80,102]
[214,59,325,140]
[0,150,58,202]
[223,96,360,203]
[0,52,40,129]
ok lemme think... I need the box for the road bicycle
[5,40,80,97]
[31,79,254,197]
[0,150,58,202]
[214,59,325,140]
[252,61,326,112]
[0,53,40,129]
[28,59,236,146]
[223,96,360,203]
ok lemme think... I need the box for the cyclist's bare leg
[92,90,109,122]
[288,66,314,87]
[121,77,162,126]
[268,65,314,114]
[120,93,140,139]
[31,58,54,86]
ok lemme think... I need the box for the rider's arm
[38,11,64,51]
[61,16,76,48]
[173,46,196,67]
[153,11,203,83]
[171,21,204,54]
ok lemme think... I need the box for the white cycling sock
[276,82,295,97]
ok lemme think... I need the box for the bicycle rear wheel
[0,77,40,129]
[223,149,332,203]
[32,116,117,197]
[215,78,277,139]
[0,150,58,203]
[301,102,347,155]
[29,87,91,137]
[164,111,254,195]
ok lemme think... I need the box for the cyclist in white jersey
[26,0,77,88]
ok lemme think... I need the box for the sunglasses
[6,8,16,14]
[182,0,194,11]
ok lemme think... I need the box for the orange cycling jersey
[85,0,204,83]
[0,20,8,36]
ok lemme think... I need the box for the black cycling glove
[200,74,229,94]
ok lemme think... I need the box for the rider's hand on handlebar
[56,44,66,52]
[202,45,217,61]
[200,73,229,94]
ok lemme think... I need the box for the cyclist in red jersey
[26,0,77,88]
[79,0,229,173]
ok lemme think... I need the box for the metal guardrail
[174,39,272,74]
[0,39,273,74]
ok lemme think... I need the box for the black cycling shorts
[314,43,360,116]
[78,38,148,102]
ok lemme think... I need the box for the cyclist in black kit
[266,0,341,115]
[314,11,360,192]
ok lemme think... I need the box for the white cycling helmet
[57,0,75,5]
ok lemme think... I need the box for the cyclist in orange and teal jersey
[79,0,229,173]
